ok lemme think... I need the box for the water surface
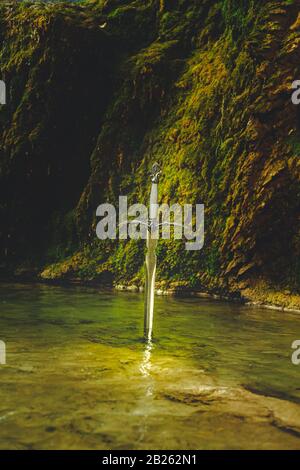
[0,283,300,449]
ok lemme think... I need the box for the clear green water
[0,282,300,449]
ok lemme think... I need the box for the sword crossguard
[123,220,186,233]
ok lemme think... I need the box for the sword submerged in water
[116,162,161,340]
[144,162,161,340]
[119,162,189,340]
[119,162,190,339]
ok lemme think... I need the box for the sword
[144,163,161,340]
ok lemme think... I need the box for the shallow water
[0,282,300,449]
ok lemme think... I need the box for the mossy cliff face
[1,0,300,307]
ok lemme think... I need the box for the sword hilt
[149,162,161,184]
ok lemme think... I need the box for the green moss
[288,133,300,157]
[1,0,300,298]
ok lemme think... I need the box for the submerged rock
[162,383,300,437]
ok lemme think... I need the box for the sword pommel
[150,162,161,184]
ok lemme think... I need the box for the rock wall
[1,0,300,307]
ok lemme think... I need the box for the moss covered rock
[1,0,300,306]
